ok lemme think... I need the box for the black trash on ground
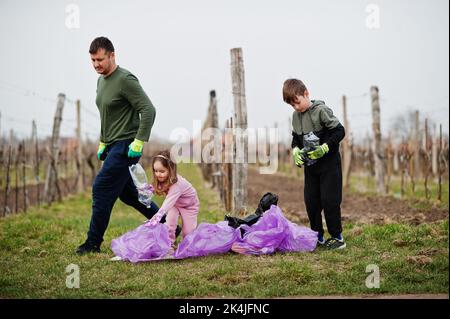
[224,192,279,236]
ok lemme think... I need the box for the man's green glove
[292,147,307,167]
[128,139,144,158]
[307,143,329,160]
[97,142,106,160]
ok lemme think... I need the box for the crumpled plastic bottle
[303,132,320,166]
[129,163,154,208]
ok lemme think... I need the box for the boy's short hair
[89,37,115,54]
[283,79,307,104]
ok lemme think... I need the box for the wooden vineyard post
[32,120,41,207]
[400,140,406,197]
[437,124,442,202]
[3,143,12,216]
[221,118,233,212]
[431,124,438,177]
[386,133,393,194]
[370,86,386,194]
[414,110,420,180]
[76,99,84,193]
[21,140,28,213]
[342,95,352,189]
[230,48,248,216]
[44,93,65,204]
[209,91,221,190]
[423,118,431,199]
[15,142,20,213]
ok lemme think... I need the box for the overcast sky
[0,0,448,144]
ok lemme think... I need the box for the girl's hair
[152,150,178,195]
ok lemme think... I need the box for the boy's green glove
[128,139,145,158]
[97,142,106,160]
[307,143,329,160]
[292,147,307,167]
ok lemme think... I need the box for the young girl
[148,150,200,245]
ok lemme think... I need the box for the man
[76,36,179,255]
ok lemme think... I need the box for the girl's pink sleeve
[158,184,182,213]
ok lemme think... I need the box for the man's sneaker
[324,236,346,250]
[110,256,123,261]
[76,240,101,255]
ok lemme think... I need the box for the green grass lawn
[0,164,448,298]
[348,174,449,208]
[0,162,83,190]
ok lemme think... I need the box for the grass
[0,162,82,190]
[0,164,448,298]
[348,173,449,210]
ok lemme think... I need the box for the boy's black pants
[304,152,343,238]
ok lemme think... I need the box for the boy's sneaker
[317,234,326,246]
[324,235,346,250]
[76,240,101,255]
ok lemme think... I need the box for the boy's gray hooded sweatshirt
[291,100,345,157]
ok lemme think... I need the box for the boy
[283,78,346,249]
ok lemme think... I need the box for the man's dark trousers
[303,152,343,238]
[87,139,162,245]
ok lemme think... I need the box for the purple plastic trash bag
[278,221,318,252]
[231,205,318,255]
[111,205,318,262]
[231,205,289,255]
[111,222,171,263]
[174,221,240,259]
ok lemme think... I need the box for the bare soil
[247,168,448,225]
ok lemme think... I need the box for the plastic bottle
[303,132,320,166]
[129,163,154,208]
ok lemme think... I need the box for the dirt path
[247,168,448,225]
